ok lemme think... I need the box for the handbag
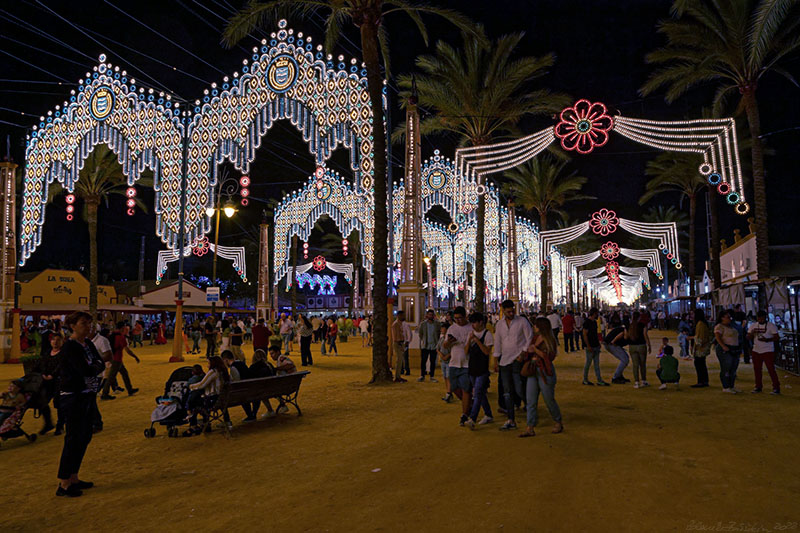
[520,357,536,377]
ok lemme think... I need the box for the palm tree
[640,152,708,309]
[502,155,593,309]
[640,0,800,281]
[396,28,569,312]
[223,0,477,384]
[50,145,150,319]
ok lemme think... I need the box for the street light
[208,171,241,318]
[423,256,433,309]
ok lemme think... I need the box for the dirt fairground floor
[1,331,799,532]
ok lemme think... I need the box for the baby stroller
[0,375,43,448]
[144,366,194,439]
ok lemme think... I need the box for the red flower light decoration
[193,236,210,257]
[554,99,614,154]
[590,208,619,236]
[312,255,326,272]
[600,241,620,260]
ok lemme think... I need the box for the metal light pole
[206,172,240,318]
[170,107,190,362]
[423,256,433,309]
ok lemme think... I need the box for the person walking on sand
[747,310,781,395]
[493,300,533,432]
[519,317,563,438]
[583,308,608,386]
[417,309,439,382]
[391,311,408,381]
[689,309,712,388]
[100,322,140,400]
[714,310,741,393]
[444,307,474,426]
[55,312,105,497]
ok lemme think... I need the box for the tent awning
[19,303,161,315]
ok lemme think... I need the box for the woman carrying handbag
[519,317,563,438]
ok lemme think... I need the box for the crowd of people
[0,300,786,498]
[388,301,784,437]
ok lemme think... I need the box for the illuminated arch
[188,19,379,249]
[273,167,373,284]
[19,54,184,264]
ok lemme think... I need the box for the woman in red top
[520,317,563,438]
[154,322,167,345]
[326,318,338,356]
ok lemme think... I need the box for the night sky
[1,0,798,287]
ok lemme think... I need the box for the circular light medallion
[707,173,722,185]
[448,222,458,233]
[698,163,713,176]
[476,184,486,196]
[90,86,115,121]
[726,192,740,205]
[316,182,332,201]
[427,170,446,190]
[717,182,730,195]
[266,54,299,93]
[734,202,750,215]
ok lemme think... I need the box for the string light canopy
[287,260,354,284]
[156,241,247,284]
[619,247,665,279]
[453,99,748,215]
[539,209,682,270]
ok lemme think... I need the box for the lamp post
[206,173,240,318]
[423,256,433,309]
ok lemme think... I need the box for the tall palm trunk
[291,234,298,317]
[708,186,721,289]
[688,193,696,311]
[539,210,548,310]
[475,191,485,312]
[87,196,100,321]
[741,86,769,282]
[360,15,392,382]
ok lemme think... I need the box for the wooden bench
[203,371,310,437]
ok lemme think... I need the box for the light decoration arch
[19,54,184,264]
[454,99,748,215]
[273,166,373,284]
[189,19,379,248]
[156,242,247,284]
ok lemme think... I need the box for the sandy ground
[1,331,799,532]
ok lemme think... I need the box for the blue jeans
[604,344,629,379]
[469,373,493,421]
[584,346,602,381]
[716,345,741,389]
[499,360,525,422]
[525,368,561,427]
[281,334,291,354]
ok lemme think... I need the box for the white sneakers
[633,382,640,389]
[722,388,738,394]
[478,416,493,425]
[659,384,667,390]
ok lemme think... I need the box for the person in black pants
[56,312,105,497]
[298,315,314,366]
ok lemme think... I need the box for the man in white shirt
[747,310,780,394]
[402,318,413,377]
[547,308,563,346]
[574,312,585,350]
[443,306,474,423]
[92,326,121,394]
[279,314,294,355]
[493,299,533,431]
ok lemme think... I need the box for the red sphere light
[240,198,249,206]
[126,208,135,216]
[125,187,137,198]
[239,176,251,187]
[65,194,75,204]
[66,214,73,221]
[315,166,324,179]
[126,198,136,208]
[241,188,250,198]
[66,205,74,214]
